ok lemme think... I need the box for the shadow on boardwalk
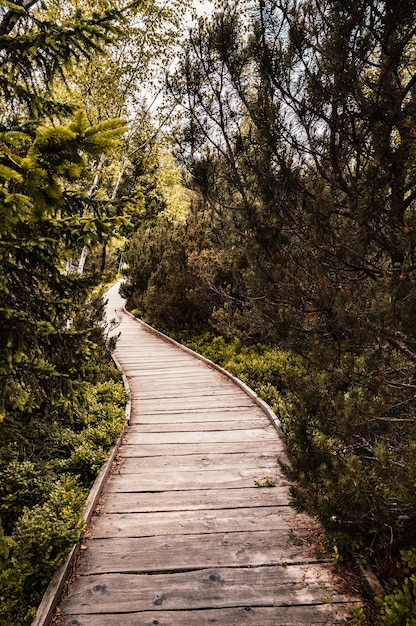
[54,281,363,625]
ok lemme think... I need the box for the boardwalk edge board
[355,556,386,600]
[31,348,131,626]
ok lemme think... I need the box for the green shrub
[179,332,306,394]
[55,381,127,483]
[374,550,416,626]
[278,362,416,556]
[0,458,42,534]
[0,365,128,624]
[0,475,86,625]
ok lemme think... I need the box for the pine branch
[0,0,39,36]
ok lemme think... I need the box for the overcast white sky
[192,0,214,17]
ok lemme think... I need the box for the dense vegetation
[121,1,416,619]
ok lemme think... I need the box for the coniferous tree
[0,1,205,621]
[0,1,129,117]
[0,3,133,621]
[162,0,416,560]
[0,0,132,419]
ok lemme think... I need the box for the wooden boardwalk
[57,282,361,625]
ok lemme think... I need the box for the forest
[1,0,416,624]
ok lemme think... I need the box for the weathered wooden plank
[118,355,181,364]
[129,417,273,431]
[123,365,209,375]
[134,392,244,404]
[118,441,282,456]
[122,359,198,368]
[130,407,268,420]
[117,352,191,359]
[132,392,243,403]
[128,380,235,392]
[121,356,189,364]
[136,387,239,398]
[78,529,323,574]
[116,451,279,471]
[105,467,283,492]
[90,506,314,539]
[135,398,255,414]
[124,428,277,445]
[130,400,264,410]
[116,352,189,360]
[135,397,255,411]
[128,375,233,389]
[114,339,191,350]
[123,361,209,369]
[61,565,359,614]
[101,487,291,513]
[128,376,230,387]
[132,420,273,432]
[61,604,357,626]
[126,369,209,379]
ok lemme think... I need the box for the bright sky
[193,0,214,17]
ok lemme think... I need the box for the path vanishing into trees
[57,281,363,625]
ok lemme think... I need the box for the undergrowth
[0,369,128,625]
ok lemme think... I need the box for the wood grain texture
[62,605,359,626]
[62,565,360,614]
[75,529,327,575]
[118,441,282,456]
[89,505,313,539]
[55,282,362,625]
[116,450,279,471]
[101,486,291,513]
[123,429,277,445]
[104,468,285,492]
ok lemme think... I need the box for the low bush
[177,330,416,624]
[374,550,416,626]
[0,366,128,625]
[0,475,86,625]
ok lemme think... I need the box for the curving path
[57,281,362,625]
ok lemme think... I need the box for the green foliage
[352,604,368,625]
[0,365,127,625]
[0,2,132,623]
[278,354,416,555]
[0,475,86,625]
[0,109,128,426]
[374,550,416,626]
[0,458,42,534]
[56,381,128,482]
[122,210,219,332]
[0,2,127,117]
